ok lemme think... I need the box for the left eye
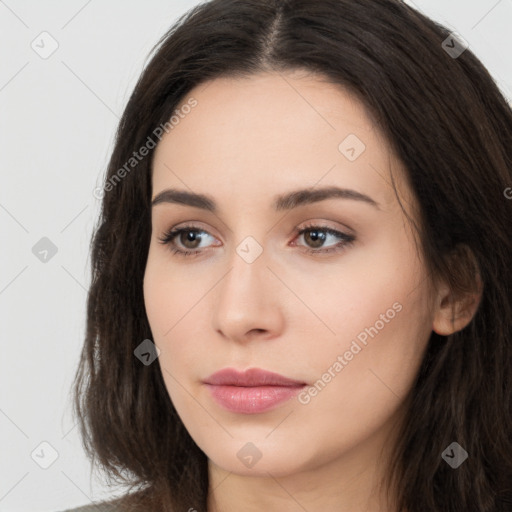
[157,224,356,257]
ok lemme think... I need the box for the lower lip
[204,384,305,414]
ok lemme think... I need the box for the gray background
[1,1,511,511]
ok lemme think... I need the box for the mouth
[203,367,307,414]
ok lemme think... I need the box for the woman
[66,0,512,510]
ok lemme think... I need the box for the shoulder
[59,489,154,512]
[59,501,119,512]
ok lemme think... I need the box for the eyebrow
[151,186,380,211]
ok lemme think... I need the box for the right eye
[158,224,219,257]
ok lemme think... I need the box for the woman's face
[143,71,438,482]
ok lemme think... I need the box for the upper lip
[203,367,306,387]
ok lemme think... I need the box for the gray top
[60,503,118,512]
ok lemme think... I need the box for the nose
[212,242,285,344]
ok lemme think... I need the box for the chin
[199,435,316,478]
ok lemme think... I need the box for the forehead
[151,71,410,214]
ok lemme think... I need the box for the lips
[203,368,307,414]
[204,367,306,387]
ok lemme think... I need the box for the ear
[432,246,483,336]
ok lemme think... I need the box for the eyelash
[157,222,356,258]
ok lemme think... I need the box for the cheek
[143,264,198,419]
[291,285,432,461]
[143,261,173,341]
[297,233,433,402]
[143,248,202,343]
[143,254,208,377]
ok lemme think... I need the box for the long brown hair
[72,0,512,510]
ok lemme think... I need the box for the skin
[143,70,480,512]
